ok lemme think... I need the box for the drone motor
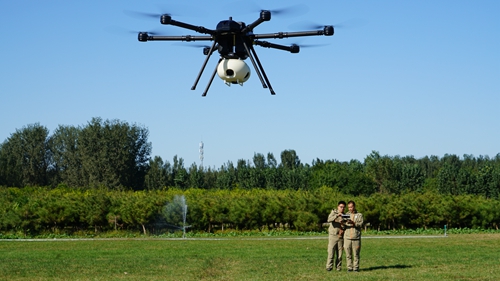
[217,59,251,85]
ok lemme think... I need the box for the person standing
[326,200,346,271]
[344,200,363,272]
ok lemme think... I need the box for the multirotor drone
[137,10,334,96]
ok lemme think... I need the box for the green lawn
[1,234,499,280]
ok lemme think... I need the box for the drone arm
[138,33,213,42]
[160,15,216,35]
[254,40,300,53]
[253,26,334,39]
[241,11,271,33]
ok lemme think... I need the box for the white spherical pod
[217,58,251,85]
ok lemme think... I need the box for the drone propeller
[104,25,165,36]
[128,30,163,35]
[174,43,211,48]
[289,19,368,30]
[229,2,309,17]
[123,10,172,20]
[260,3,309,17]
[291,43,330,48]
[173,43,217,56]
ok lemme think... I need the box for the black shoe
[354,269,359,272]
[347,269,353,272]
[326,268,332,271]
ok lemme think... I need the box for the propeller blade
[289,19,368,30]
[264,4,309,17]
[226,2,309,17]
[173,43,211,48]
[123,10,168,19]
[104,25,165,36]
[291,42,330,49]
[133,31,161,35]
[297,43,329,48]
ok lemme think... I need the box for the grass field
[1,234,499,281]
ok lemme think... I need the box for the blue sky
[1,0,499,168]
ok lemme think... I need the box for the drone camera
[217,59,251,85]
[324,26,334,36]
[160,14,172,25]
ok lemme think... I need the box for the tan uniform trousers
[344,238,361,271]
[326,234,343,270]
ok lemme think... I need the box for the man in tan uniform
[344,200,363,272]
[326,200,346,271]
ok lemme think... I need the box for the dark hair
[347,200,356,207]
[338,200,347,206]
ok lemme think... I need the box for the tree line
[1,187,499,235]
[1,118,500,199]
[0,118,150,189]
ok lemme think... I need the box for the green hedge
[1,186,499,236]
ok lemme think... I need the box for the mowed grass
[1,234,499,281]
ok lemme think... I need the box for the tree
[144,156,168,190]
[116,191,161,235]
[80,189,110,233]
[437,154,462,195]
[399,163,425,192]
[266,152,277,168]
[78,118,151,190]
[0,123,52,187]
[216,161,236,189]
[280,149,300,170]
[236,159,251,189]
[265,153,281,189]
[202,167,217,190]
[365,151,401,193]
[418,155,441,179]
[51,125,83,187]
[250,153,267,188]
[172,155,188,189]
[475,165,495,198]
[188,162,204,189]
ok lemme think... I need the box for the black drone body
[137,10,334,96]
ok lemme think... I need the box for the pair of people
[326,200,364,272]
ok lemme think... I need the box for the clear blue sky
[1,0,499,168]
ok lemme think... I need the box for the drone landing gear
[192,41,218,91]
[247,44,276,95]
[202,58,222,97]
[240,38,276,95]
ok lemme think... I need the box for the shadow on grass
[362,264,412,271]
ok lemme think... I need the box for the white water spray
[163,195,191,238]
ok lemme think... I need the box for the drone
[137,10,334,96]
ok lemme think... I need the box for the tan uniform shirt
[344,211,363,240]
[327,209,344,236]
